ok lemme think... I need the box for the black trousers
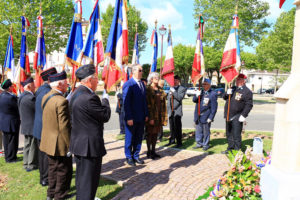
[226,117,243,150]
[47,155,73,200]
[38,140,48,184]
[3,131,19,162]
[75,155,102,200]
[169,116,182,145]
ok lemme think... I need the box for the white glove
[170,87,175,93]
[207,118,212,123]
[239,115,246,122]
[227,89,233,95]
[102,89,109,100]
[195,90,202,97]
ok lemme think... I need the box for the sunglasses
[138,69,143,72]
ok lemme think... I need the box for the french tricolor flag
[102,0,129,91]
[81,0,105,73]
[162,27,175,87]
[279,0,286,8]
[220,14,241,84]
[4,34,16,81]
[191,29,205,86]
[19,16,31,87]
[150,29,158,72]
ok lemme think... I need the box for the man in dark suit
[123,64,148,166]
[223,74,253,153]
[0,79,20,163]
[70,64,111,200]
[40,71,72,200]
[33,67,57,186]
[192,78,218,151]
[166,75,187,148]
[116,85,125,135]
[18,77,38,171]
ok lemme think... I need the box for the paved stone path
[102,133,230,200]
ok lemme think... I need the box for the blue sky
[82,0,294,64]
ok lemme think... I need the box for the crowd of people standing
[0,63,253,199]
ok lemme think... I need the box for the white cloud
[263,0,284,21]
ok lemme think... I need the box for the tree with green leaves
[193,0,270,49]
[256,8,295,72]
[101,4,148,62]
[0,0,74,65]
[203,46,222,83]
[240,52,259,70]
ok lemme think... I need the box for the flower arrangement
[206,146,271,200]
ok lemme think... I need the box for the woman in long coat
[146,72,168,159]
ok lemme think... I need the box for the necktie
[138,81,144,92]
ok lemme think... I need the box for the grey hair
[81,74,94,83]
[147,72,159,85]
[50,80,65,87]
[132,64,141,73]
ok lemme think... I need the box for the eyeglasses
[138,69,143,72]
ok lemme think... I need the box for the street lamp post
[258,77,263,94]
[159,24,167,76]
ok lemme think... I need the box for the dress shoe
[41,180,48,186]
[203,146,209,151]
[46,197,53,200]
[126,158,136,166]
[221,150,230,154]
[174,144,182,148]
[193,145,202,149]
[165,141,175,147]
[134,158,144,164]
[152,152,161,158]
[146,151,151,158]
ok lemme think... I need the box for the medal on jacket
[235,92,242,101]
[203,97,209,106]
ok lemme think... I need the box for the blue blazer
[33,83,52,140]
[0,91,20,133]
[123,78,148,122]
[193,89,218,124]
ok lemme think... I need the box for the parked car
[265,88,275,94]
[214,88,225,97]
[186,87,200,97]
[257,88,267,94]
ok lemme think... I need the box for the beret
[75,64,96,81]
[21,77,34,87]
[41,67,57,81]
[174,75,181,81]
[48,71,67,83]
[237,73,247,79]
[1,79,12,90]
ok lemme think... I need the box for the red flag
[162,28,175,87]
[279,0,286,8]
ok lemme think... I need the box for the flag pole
[197,14,205,116]
[168,24,174,112]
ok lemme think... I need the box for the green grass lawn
[116,129,273,154]
[0,156,122,200]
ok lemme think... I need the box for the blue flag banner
[150,29,158,72]
[131,33,139,64]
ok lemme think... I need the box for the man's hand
[195,90,202,97]
[239,115,246,122]
[207,118,212,123]
[102,89,109,100]
[227,89,232,95]
[149,120,154,125]
[127,120,133,126]
[145,117,149,122]
[170,87,175,93]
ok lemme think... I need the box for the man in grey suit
[19,77,38,171]
[166,75,187,148]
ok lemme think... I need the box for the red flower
[237,190,244,197]
[254,185,261,193]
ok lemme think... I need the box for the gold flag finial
[235,5,238,14]
[169,24,171,30]
[40,0,42,15]
[10,24,13,35]
[135,23,138,33]
[155,19,158,29]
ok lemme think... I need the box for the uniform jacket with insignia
[40,89,71,156]
[167,85,187,117]
[18,91,35,135]
[223,85,253,120]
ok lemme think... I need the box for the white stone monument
[261,1,300,199]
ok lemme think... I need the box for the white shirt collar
[24,90,34,95]
[53,88,63,95]
[133,77,140,84]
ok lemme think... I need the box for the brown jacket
[146,85,168,126]
[40,89,71,156]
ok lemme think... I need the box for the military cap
[21,77,34,87]
[1,79,12,90]
[203,78,211,84]
[41,67,57,81]
[48,71,67,83]
[174,75,181,81]
[237,73,247,79]
[75,64,96,81]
